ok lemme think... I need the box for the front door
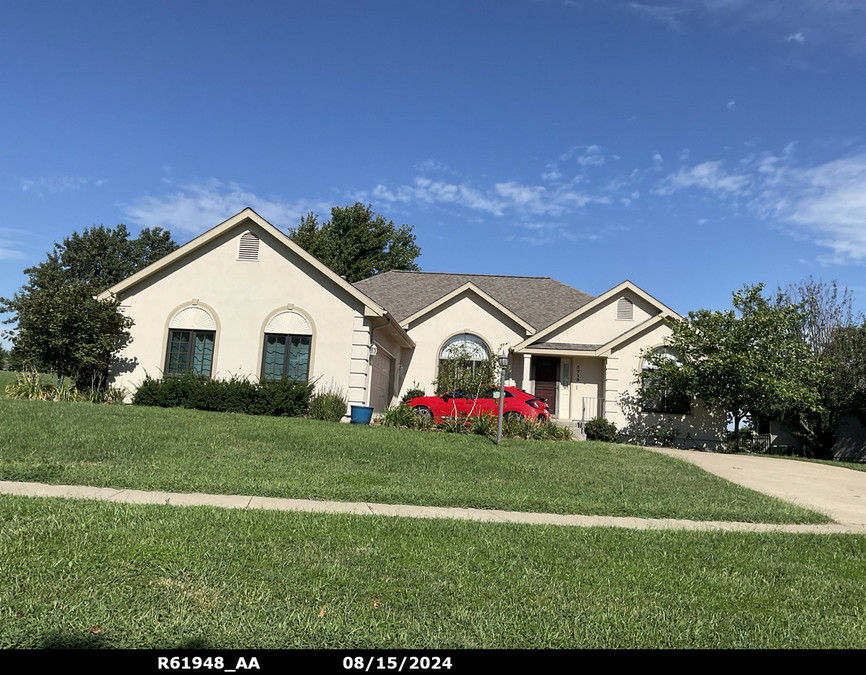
[534,357,559,416]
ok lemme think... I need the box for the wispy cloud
[655,160,751,196]
[627,3,687,30]
[655,147,866,263]
[577,145,606,167]
[121,179,329,234]
[727,100,736,110]
[368,175,608,219]
[19,175,106,196]
[619,0,866,55]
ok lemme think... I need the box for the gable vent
[616,297,634,321]
[238,231,260,261]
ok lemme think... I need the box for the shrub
[133,374,314,417]
[5,370,53,400]
[309,386,348,422]
[468,413,497,437]
[650,423,680,447]
[440,416,467,434]
[380,404,419,429]
[401,382,427,404]
[585,417,618,442]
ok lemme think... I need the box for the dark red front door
[534,357,559,415]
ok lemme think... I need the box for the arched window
[261,310,312,381]
[439,333,490,364]
[437,333,492,394]
[640,347,690,414]
[166,306,217,377]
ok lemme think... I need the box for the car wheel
[504,411,523,420]
[415,406,432,420]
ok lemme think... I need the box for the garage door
[369,351,393,413]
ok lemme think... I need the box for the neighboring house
[99,208,723,444]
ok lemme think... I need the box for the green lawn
[0,494,863,649]
[0,396,825,523]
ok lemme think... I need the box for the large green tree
[639,284,825,451]
[776,278,866,455]
[288,202,420,282]
[0,224,178,387]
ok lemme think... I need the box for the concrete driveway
[650,447,866,529]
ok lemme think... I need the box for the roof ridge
[377,271,554,280]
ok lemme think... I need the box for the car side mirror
[442,395,450,402]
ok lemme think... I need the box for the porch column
[521,353,532,391]
[604,356,619,421]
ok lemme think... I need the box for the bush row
[380,405,573,441]
[133,374,315,417]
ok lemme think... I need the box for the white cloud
[541,163,562,180]
[122,179,329,234]
[656,148,866,264]
[786,32,806,43]
[655,160,751,196]
[577,145,606,167]
[727,100,736,110]
[697,218,708,224]
[0,246,26,260]
[758,154,866,263]
[19,175,105,196]
[414,158,451,173]
[627,3,687,30]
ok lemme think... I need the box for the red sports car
[407,386,550,422]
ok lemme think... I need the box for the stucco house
[99,208,723,443]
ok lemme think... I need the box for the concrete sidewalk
[1,478,863,534]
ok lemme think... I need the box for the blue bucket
[350,405,374,424]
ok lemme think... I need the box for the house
[99,208,724,444]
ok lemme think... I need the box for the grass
[0,494,863,649]
[0,396,826,523]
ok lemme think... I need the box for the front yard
[0,395,824,523]
[2,391,863,649]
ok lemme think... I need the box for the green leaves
[0,224,178,386]
[288,203,420,282]
[639,283,825,449]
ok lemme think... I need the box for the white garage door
[369,351,393,413]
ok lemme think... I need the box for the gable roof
[353,271,594,331]
[96,208,415,348]
[513,280,680,352]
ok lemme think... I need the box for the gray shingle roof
[354,271,594,331]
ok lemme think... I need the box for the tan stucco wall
[111,222,372,406]
[543,290,659,346]
[400,291,530,397]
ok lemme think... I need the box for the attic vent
[616,298,634,321]
[238,231,260,261]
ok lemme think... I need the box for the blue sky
[3,0,866,333]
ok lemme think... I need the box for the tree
[0,224,178,387]
[288,202,420,282]
[638,284,825,452]
[774,277,865,455]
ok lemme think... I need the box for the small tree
[288,202,420,282]
[639,284,825,452]
[434,344,501,397]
